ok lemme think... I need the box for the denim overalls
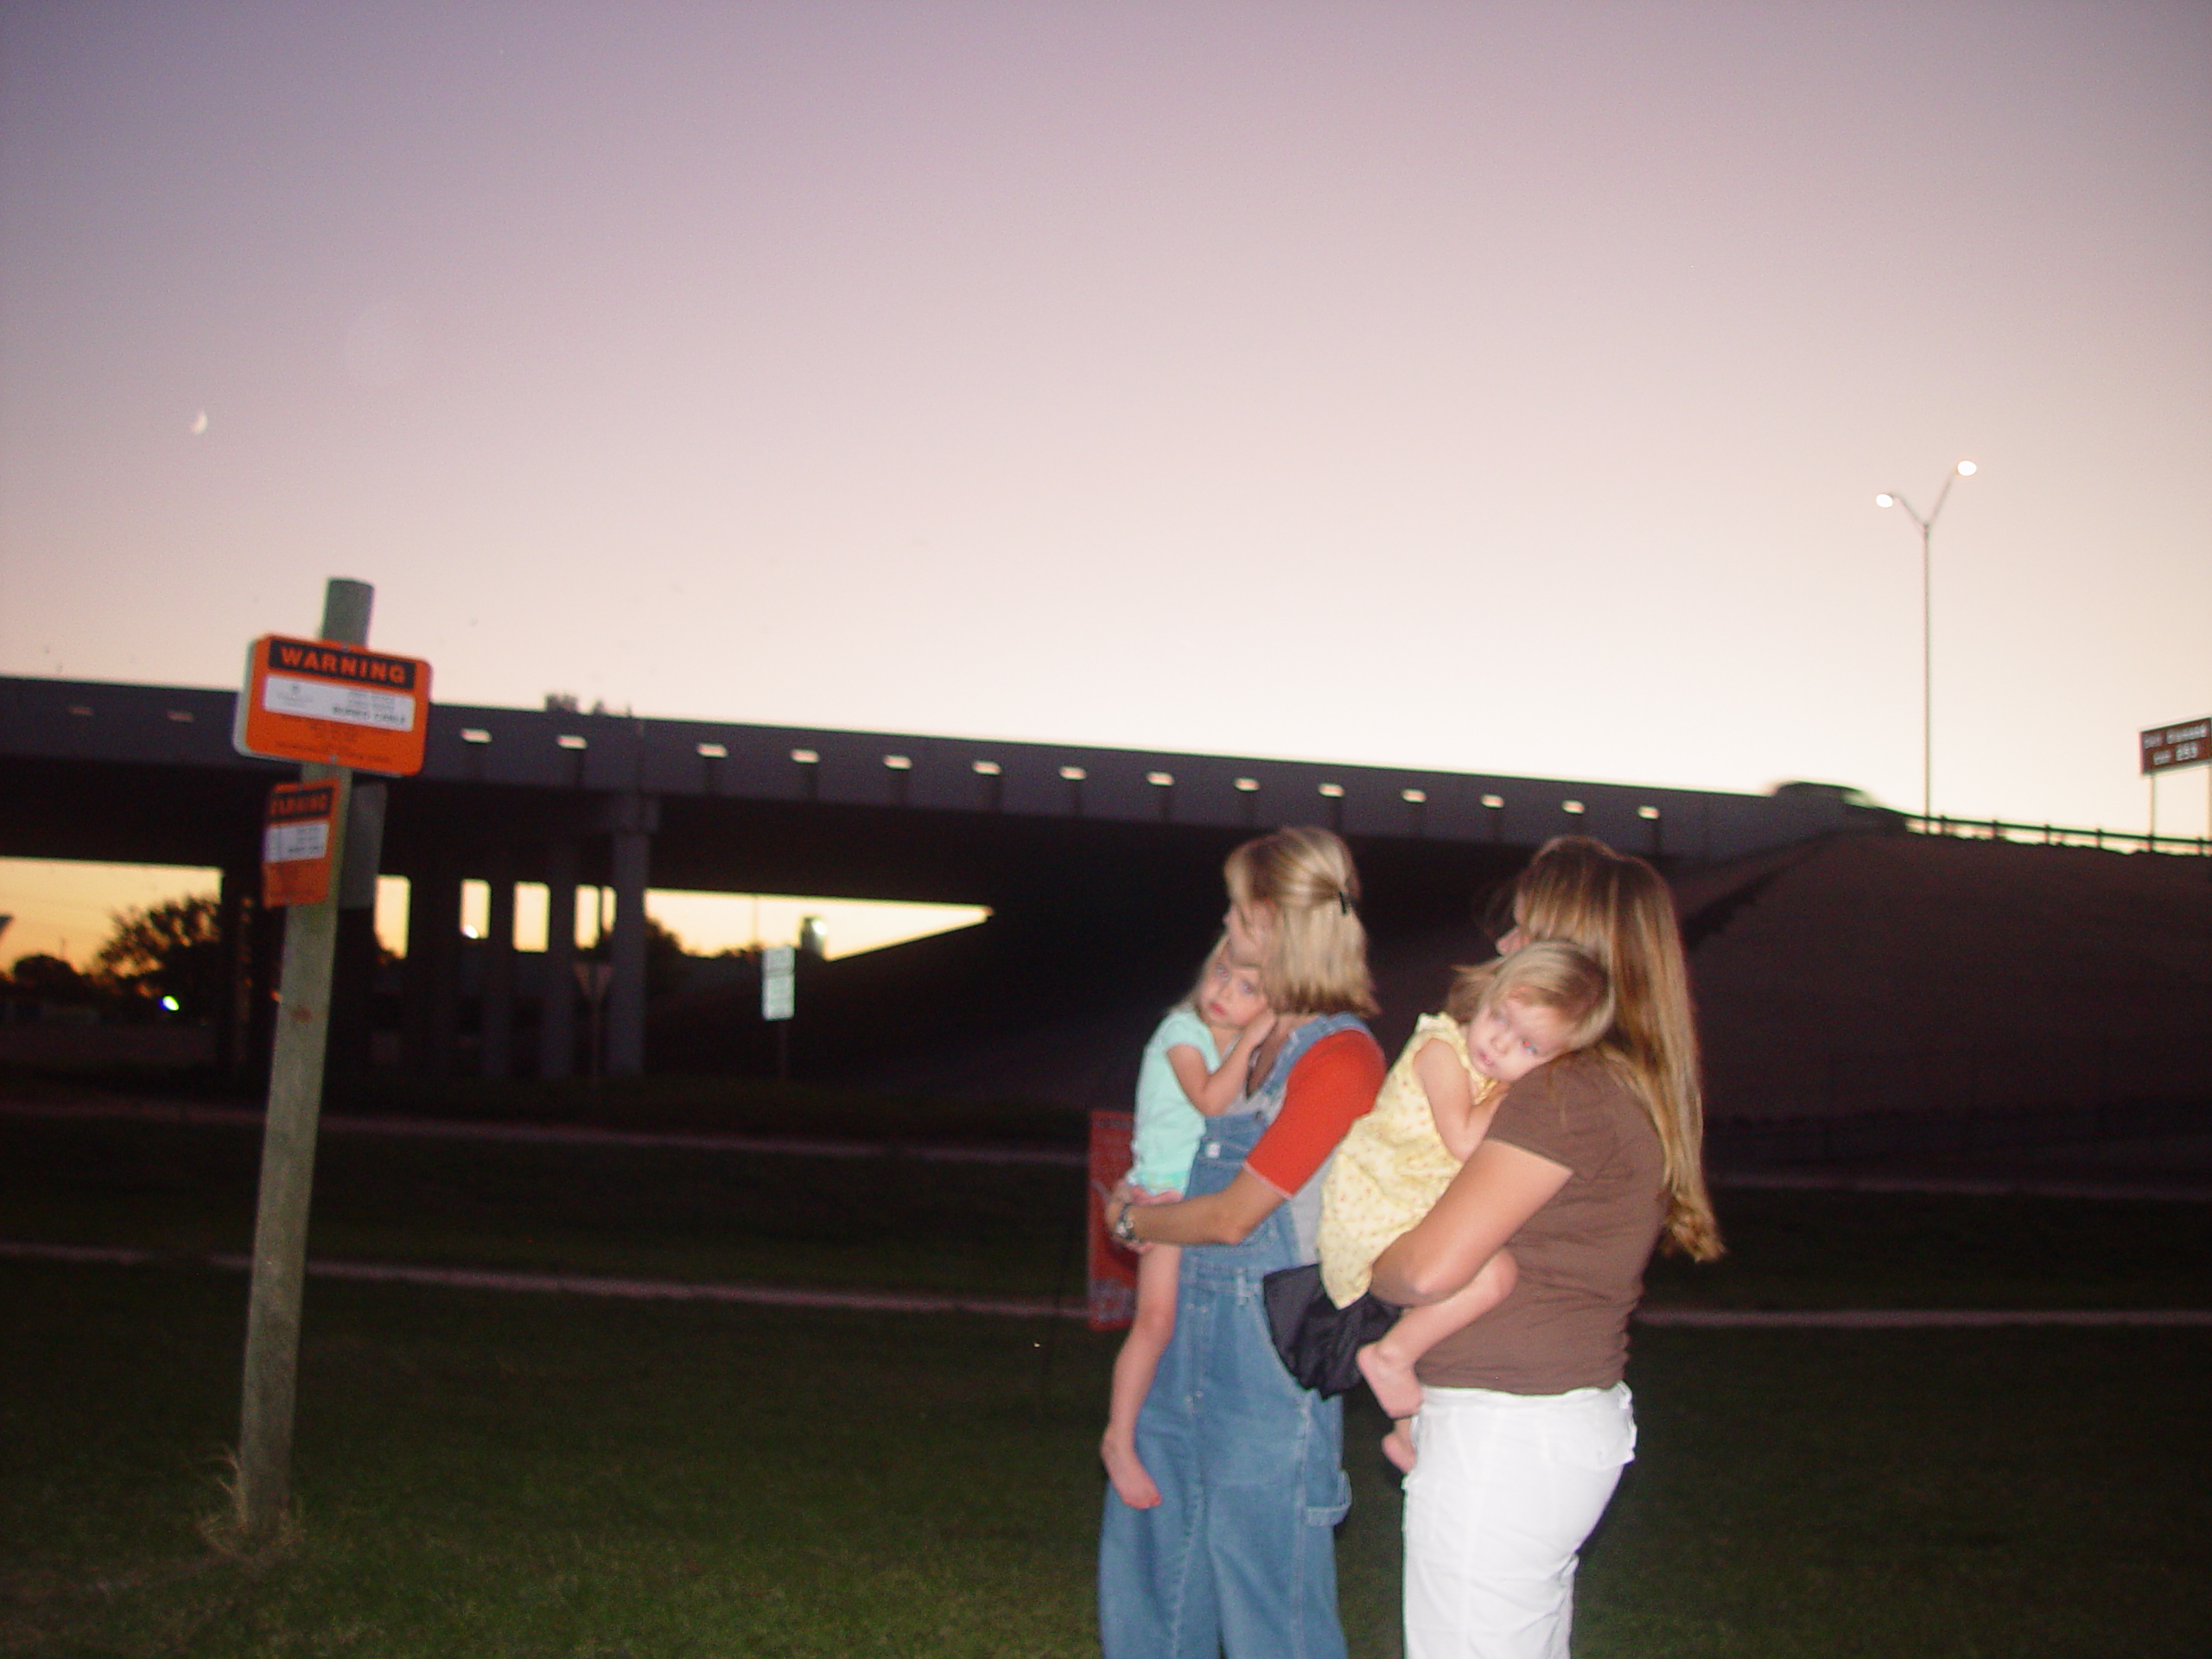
[1098,1013,1368,1659]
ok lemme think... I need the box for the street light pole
[1877,461,1976,821]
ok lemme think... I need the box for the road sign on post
[761,944,797,1021]
[2140,718,2209,774]
[235,580,425,1544]
[2139,717,2210,847]
[762,944,796,1080]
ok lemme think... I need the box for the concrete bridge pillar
[404,855,463,1078]
[246,888,282,1083]
[605,795,655,1077]
[538,836,578,1080]
[480,846,517,1080]
[216,863,255,1080]
[327,906,379,1077]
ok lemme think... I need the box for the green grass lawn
[3,1261,2207,1657]
[1649,1184,2212,1311]
[3,1097,2210,1655]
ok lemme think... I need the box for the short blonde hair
[1223,827,1377,1017]
[1510,836,1723,1262]
[1446,940,1612,1052]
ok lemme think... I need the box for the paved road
[1,1239,1077,1318]
[9,1097,2210,1199]
[11,1094,2207,1327]
[0,1097,1084,1165]
[8,1240,2209,1329]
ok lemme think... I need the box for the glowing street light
[1877,460,1976,820]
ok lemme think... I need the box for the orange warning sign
[234,635,431,774]
[263,780,340,907]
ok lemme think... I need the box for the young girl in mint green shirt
[1099,935,1275,1510]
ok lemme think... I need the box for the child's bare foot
[1382,1420,1417,1474]
[1102,1433,1162,1509]
[1357,1340,1422,1421]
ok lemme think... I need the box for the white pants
[1402,1383,1637,1659]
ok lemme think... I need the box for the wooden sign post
[232,579,426,1541]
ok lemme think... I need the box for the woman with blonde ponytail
[1099,827,1386,1659]
[1369,836,1722,1659]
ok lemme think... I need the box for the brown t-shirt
[1414,1055,1666,1395]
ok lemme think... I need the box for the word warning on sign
[234,635,432,774]
[263,781,340,907]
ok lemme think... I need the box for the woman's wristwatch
[1112,1203,1140,1245]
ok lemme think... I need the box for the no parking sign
[261,780,340,907]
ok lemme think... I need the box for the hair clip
[1338,892,1351,915]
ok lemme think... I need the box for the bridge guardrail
[1909,814,2209,858]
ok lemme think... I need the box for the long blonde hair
[1510,836,1723,1261]
[1223,827,1377,1017]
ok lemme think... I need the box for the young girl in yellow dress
[1306,942,1611,1468]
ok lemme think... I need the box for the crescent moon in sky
[188,410,208,435]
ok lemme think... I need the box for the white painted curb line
[8,1241,2209,1328]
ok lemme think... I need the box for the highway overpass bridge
[1,673,1879,1083]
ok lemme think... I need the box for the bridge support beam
[328,906,378,1077]
[217,863,254,1080]
[605,795,655,1077]
[404,855,462,1078]
[538,836,578,1080]
[480,847,517,1080]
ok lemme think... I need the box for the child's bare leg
[1102,1244,1181,1509]
[1358,1249,1519,1422]
[1381,1420,1418,1475]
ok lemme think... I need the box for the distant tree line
[3,895,224,1018]
[6,896,701,1017]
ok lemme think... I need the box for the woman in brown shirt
[1369,837,1723,1659]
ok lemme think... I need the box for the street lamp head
[1955,461,1976,476]
[1875,493,1896,507]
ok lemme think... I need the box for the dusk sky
[3,3,2209,958]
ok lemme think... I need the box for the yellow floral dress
[1317,1013,1488,1306]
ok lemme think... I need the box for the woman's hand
[1116,1168,1287,1249]
[1103,1179,1181,1253]
[1367,1139,1571,1306]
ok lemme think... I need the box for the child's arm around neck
[1169,1012,1278,1116]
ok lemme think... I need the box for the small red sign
[235,635,431,774]
[263,781,340,907]
[1087,1110,1139,1331]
